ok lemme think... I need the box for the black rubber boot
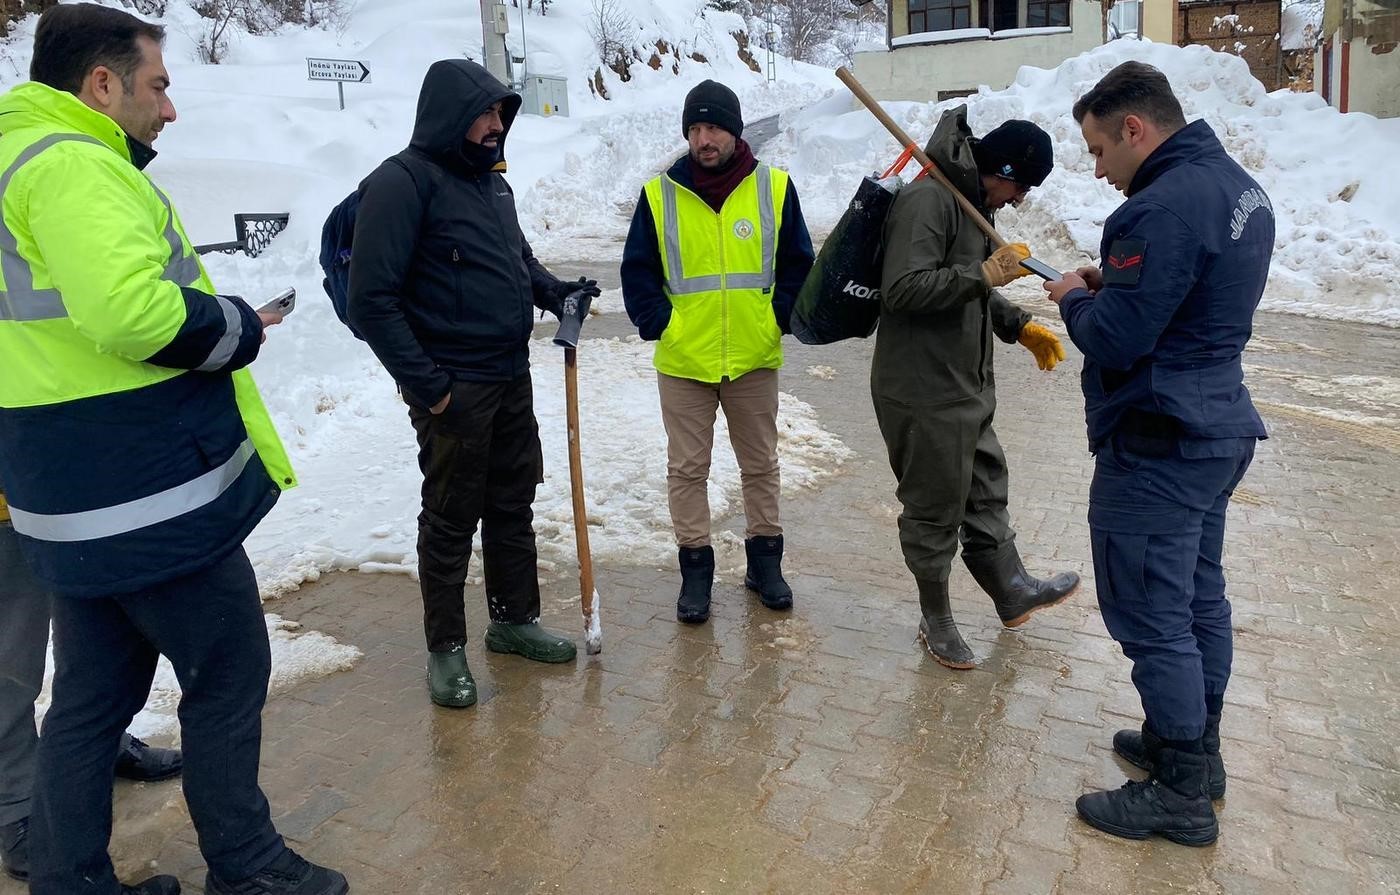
[915,578,975,669]
[677,545,715,624]
[1114,714,1226,800]
[744,535,793,611]
[115,734,183,782]
[205,848,349,895]
[1077,742,1219,846]
[963,544,1079,628]
[0,817,27,881]
[122,876,181,895]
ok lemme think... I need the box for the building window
[1026,0,1070,27]
[910,0,973,33]
[1109,0,1141,38]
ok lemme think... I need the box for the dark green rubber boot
[427,645,477,708]
[484,622,577,663]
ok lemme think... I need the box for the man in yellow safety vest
[621,80,814,625]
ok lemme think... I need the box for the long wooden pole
[834,66,1006,249]
[564,347,601,654]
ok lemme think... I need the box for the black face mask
[458,137,500,173]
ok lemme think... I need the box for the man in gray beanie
[622,80,814,625]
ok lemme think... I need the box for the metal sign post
[306,57,371,110]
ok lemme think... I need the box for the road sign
[306,58,370,84]
[307,58,370,110]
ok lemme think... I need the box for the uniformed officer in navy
[1045,61,1273,846]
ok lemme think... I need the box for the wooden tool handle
[835,66,1007,248]
[564,347,596,616]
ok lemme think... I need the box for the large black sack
[791,174,903,345]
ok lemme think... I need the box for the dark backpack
[320,152,438,340]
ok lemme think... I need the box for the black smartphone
[257,287,296,316]
[1019,257,1062,282]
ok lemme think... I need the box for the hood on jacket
[409,60,522,170]
[922,105,985,209]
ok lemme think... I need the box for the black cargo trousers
[407,374,545,652]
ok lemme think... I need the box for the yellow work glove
[1018,322,1066,371]
[980,243,1033,288]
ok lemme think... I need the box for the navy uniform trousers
[1089,435,1255,741]
[27,547,286,894]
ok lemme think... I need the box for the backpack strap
[387,151,441,219]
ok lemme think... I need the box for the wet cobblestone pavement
[13,282,1399,894]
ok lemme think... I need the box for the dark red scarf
[690,139,757,212]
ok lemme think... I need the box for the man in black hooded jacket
[347,60,599,709]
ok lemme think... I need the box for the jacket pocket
[660,305,684,349]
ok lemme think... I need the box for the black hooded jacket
[347,60,562,407]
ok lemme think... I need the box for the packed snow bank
[764,40,1400,326]
[244,328,854,598]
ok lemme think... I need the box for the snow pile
[764,40,1400,325]
[244,330,853,597]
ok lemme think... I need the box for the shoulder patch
[1104,238,1147,287]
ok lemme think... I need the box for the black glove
[552,279,597,349]
[544,277,600,318]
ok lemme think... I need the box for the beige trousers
[657,368,782,547]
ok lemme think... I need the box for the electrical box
[492,2,509,34]
[521,75,569,118]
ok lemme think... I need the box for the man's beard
[692,147,733,170]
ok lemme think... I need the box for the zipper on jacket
[718,208,729,379]
[451,247,465,322]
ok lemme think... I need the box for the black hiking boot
[205,848,348,894]
[963,545,1079,628]
[744,535,793,611]
[1114,714,1227,800]
[916,578,975,669]
[677,545,715,624]
[1077,743,1219,846]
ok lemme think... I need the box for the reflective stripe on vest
[6,437,257,542]
[0,133,202,322]
[659,165,776,296]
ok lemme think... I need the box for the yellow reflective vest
[0,82,293,596]
[643,164,789,383]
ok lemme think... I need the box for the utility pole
[765,2,777,83]
[478,0,511,86]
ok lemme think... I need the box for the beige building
[852,0,1107,101]
[1315,0,1400,118]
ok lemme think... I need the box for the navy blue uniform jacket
[1058,120,1274,450]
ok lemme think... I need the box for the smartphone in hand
[1019,257,1063,282]
[257,287,296,316]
